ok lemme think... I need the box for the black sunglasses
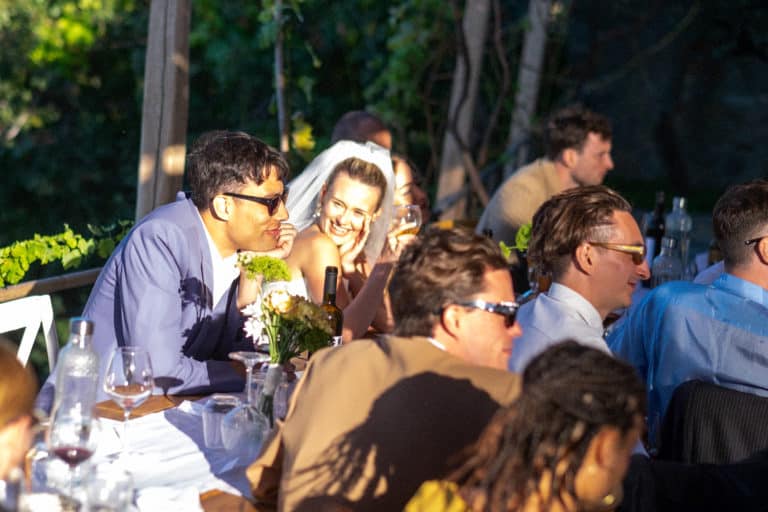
[745,235,768,246]
[223,188,288,216]
[454,299,520,327]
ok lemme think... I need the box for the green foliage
[499,222,532,261]
[365,0,452,127]
[0,226,92,287]
[0,221,132,287]
[0,0,143,246]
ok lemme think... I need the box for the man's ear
[211,195,232,221]
[562,147,580,168]
[574,242,595,275]
[756,237,768,265]
[440,304,463,338]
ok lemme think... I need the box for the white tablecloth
[30,398,254,512]
[97,398,254,502]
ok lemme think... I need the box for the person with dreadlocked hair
[405,341,645,512]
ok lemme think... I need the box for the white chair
[0,294,59,371]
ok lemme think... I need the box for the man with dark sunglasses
[249,227,522,510]
[38,131,297,411]
[508,185,650,373]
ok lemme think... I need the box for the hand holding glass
[103,346,154,458]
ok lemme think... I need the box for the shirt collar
[717,273,768,307]
[426,337,447,352]
[547,283,605,331]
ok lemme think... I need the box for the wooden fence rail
[0,268,101,303]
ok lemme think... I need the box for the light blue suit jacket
[39,197,248,410]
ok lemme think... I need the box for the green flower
[238,254,291,282]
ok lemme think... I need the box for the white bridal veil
[286,140,395,263]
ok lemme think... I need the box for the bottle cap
[69,317,94,336]
[672,196,687,209]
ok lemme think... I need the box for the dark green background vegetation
[5,1,765,249]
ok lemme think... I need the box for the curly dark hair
[450,341,646,511]
[186,130,289,209]
[389,227,509,337]
[527,186,631,280]
[545,105,612,161]
[712,179,768,268]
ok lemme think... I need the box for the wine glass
[47,405,98,501]
[103,346,154,461]
[390,204,422,237]
[220,350,271,464]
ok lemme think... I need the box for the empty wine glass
[103,346,154,460]
[220,350,271,464]
[47,405,98,500]
[390,204,422,237]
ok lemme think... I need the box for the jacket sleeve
[106,220,242,394]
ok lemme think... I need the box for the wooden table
[94,394,203,421]
[95,394,259,512]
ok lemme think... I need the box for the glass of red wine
[47,405,97,500]
[103,346,154,462]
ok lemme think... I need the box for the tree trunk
[504,0,550,177]
[274,0,289,154]
[435,0,491,221]
[135,0,191,221]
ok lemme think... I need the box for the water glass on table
[86,462,134,511]
[202,394,240,450]
[220,351,270,464]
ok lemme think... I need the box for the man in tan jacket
[247,227,522,511]
[476,105,614,245]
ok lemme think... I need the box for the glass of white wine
[103,346,154,460]
[390,204,422,237]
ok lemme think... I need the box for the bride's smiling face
[318,171,383,246]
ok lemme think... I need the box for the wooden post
[274,0,290,154]
[435,0,491,221]
[504,0,550,177]
[135,0,191,221]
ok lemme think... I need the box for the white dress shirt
[196,210,240,307]
[508,283,610,372]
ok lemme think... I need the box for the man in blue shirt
[609,180,768,447]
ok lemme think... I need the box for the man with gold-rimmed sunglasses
[508,185,651,373]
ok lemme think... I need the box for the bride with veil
[284,140,396,342]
